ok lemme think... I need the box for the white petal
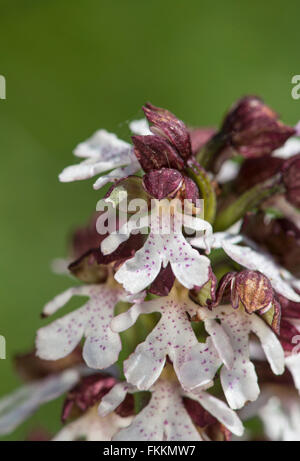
[220,361,259,410]
[191,232,242,252]
[272,137,300,159]
[73,129,132,160]
[187,388,244,436]
[222,241,300,302]
[129,119,151,136]
[59,160,122,183]
[36,285,122,369]
[115,233,162,294]
[98,382,136,417]
[0,370,79,435]
[215,160,240,184]
[111,298,161,333]
[101,212,147,256]
[251,314,284,375]
[114,381,202,441]
[285,354,300,393]
[93,161,140,190]
[42,286,91,317]
[204,319,234,369]
[123,296,199,390]
[178,338,222,390]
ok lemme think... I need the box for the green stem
[186,160,217,224]
[196,132,227,170]
[214,175,284,231]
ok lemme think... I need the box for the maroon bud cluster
[221,96,295,158]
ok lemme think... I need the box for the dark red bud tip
[282,154,300,207]
[142,103,192,159]
[143,168,183,199]
[132,135,184,172]
[221,96,295,158]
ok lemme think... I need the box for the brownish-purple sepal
[221,96,295,158]
[182,176,200,206]
[61,374,117,422]
[14,347,83,382]
[208,271,236,308]
[69,232,146,283]
[143,103,192,159]
[148,263,175,296]
[234,156,284,193]
[142,168,183,199]
[132,135,184,172]
[232,270,274,314]
[71,213,104,261]
[189,127,216,156]
[282,154,300,208]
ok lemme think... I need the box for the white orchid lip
[100,196,212,294]
[179,304,285,410]
[36,284,124,370]
[98,379,244,441]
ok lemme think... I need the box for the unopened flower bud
[234,156,283,193]
[143,103,192,159]
[199,96,295,173]
[232,270,274,314]
[221,96,295,158]
[132,135,184,172]
[142,168,183,199]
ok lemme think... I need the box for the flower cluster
[2,97,300,441]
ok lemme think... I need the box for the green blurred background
[0,0,299,440]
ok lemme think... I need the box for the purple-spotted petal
[115,381,201,441]
[178,338,222,390]
[181,305,284,410]
[115,203,211,294]
[111,294,199,390]
[36,285,123,370]
[59,130,134,183]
